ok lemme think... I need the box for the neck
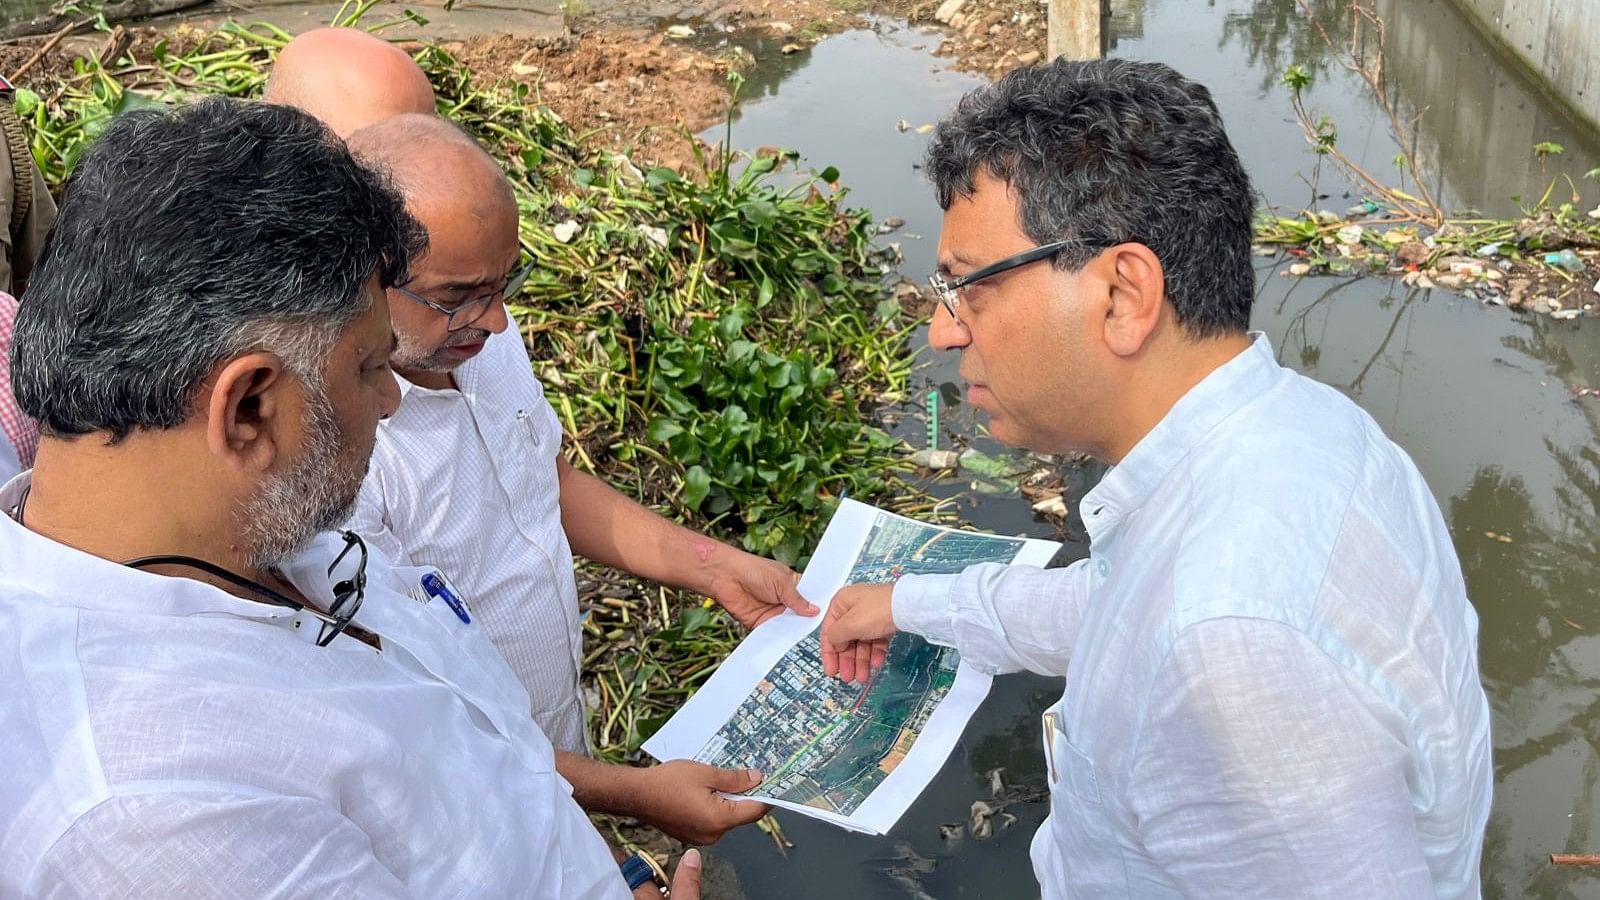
[397,367,454,391]
[21,435,267,583]
[1100,331,1253,464]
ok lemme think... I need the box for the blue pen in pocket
[421,572,472,624]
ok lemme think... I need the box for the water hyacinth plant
[15,21,920,759]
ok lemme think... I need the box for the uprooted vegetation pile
[7,20,922,770]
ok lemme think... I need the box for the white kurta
[894,335,1493,899]
[0,474,629,899]
[349,318,588,753]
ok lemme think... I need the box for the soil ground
[1,0,1034,169]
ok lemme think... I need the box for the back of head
[264,28,436,137]
[925,58,1256,338]
[11,96,424,440]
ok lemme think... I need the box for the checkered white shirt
[347,313,588,753]
[0,291,38,481]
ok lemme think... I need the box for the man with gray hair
[0,96,699,898]
[821,59,1492,898]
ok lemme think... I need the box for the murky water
[701,2,1600,897]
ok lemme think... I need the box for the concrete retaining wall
[1447,0,1600,135]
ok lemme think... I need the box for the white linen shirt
[0,474,628,899]
[348,319,587,753]
[894,335,1492,899]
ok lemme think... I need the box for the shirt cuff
[891,573,962,647]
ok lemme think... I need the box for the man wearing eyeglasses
[0,97,702,898]
[819,59,1491,898]
[340,113,807,847]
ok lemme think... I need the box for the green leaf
[818,166,840,184]
[573,168,595,187]
[646,166,681,188]
[738,199,779,228]
[682,465,711,510]
[12,88,39,118]
[680,606,712,636]
[646,418,685,443]
[112,90,165,116]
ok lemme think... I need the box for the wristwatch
[620,851,670,896]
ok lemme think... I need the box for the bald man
[263,28,435,137]
[343,115,813,848]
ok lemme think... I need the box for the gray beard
[240,382,363,572]
[391,327,491,373]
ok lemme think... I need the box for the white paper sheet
[643,499,1060,834]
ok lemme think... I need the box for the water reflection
[1218,0,1353,94]
[1375,0,1600,218]
[1256,266,1600,899]
[1213,0,1600,217]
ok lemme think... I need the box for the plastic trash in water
[1476,242,1503,257]
[910,448,960,470]
[1544,249,1586,273]
[1346,199,1382,218]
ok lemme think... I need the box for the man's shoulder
[1167,372,1443,618]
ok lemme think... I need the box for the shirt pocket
[1042,703,1129,896]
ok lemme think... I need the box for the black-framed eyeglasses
[927,239,1101,322]
[322,530,368,647]
[123,530,369,648]
[392,257,538,332]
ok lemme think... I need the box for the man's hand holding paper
[820,582,895,683]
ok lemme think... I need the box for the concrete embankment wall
[1446,0,1600,135]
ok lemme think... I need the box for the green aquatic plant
[16,18,922,762]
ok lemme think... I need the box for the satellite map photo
[693,512,1030,814]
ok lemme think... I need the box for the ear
[204,352,290,474]
[1100,243,1167,358]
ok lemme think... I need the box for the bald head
[348,114,521,379]
[265,28,435,137]
[347,114,515,216]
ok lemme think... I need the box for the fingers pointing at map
[821,583,898,683]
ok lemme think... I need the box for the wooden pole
[1047,0,1102,61]
[1,0,205,42]
[1551,854,1600,866]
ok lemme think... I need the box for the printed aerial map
[693,513,1030,814]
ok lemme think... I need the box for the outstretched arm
[822,558,1095,681]
[557,456,817,628]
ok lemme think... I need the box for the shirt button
[1096,559,1110,577]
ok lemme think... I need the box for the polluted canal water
[697,1,1600,898]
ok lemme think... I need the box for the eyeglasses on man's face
[927,239,1102,322]
[391,257,538,332]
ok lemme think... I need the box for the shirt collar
[0,471,343,624]
[1080,333,1283,539]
